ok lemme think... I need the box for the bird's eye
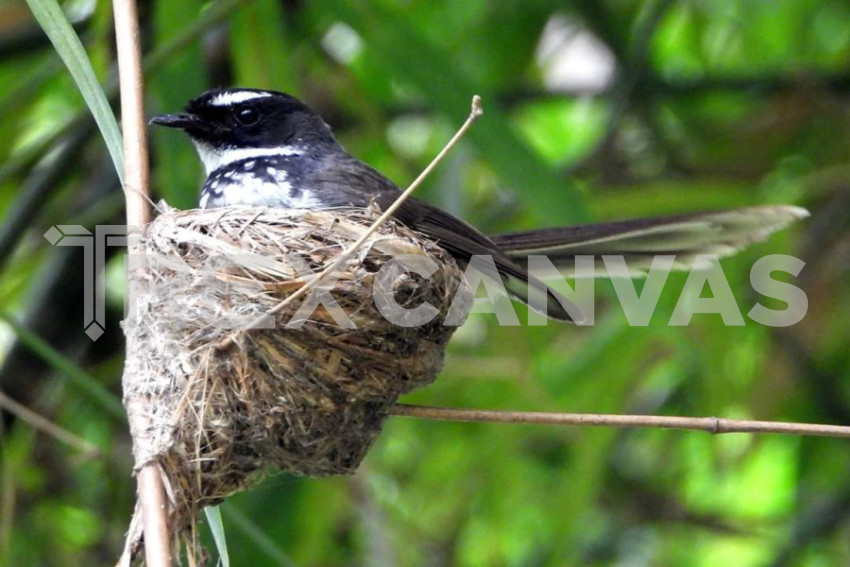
[235,106,260,126]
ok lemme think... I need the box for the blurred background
[1,0,849,565]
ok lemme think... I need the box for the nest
[121,205,470,559]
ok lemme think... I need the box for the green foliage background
[1,0,849,565]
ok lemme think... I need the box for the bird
[150,87,808,322]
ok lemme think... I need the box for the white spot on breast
[200,171,320,210]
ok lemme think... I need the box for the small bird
[151,88,808,322]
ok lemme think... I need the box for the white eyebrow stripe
[193,143,303,175]
[209,91,273,107]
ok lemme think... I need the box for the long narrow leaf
[205,506,230,567]
[25,0,125,182]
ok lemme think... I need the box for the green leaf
[25,0,124,182]
[205,506,230,567]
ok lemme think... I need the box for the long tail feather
[491,205,808,276]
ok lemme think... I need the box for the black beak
[149,112,199,129]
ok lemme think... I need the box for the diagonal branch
[0,391,101,457]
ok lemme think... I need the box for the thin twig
[0,391,101,457]
[217,95,484,349]
[390,404,850,438]
[113,0,170,564]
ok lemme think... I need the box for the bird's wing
[310,155,582,322]
[387,195,583,323]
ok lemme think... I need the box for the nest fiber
[122,205,469,543]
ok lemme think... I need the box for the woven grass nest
[122,204,470,554]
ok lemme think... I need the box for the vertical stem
[113,0,151,227]
[112,0,169,565]
[136,466,171,566]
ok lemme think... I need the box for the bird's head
[150,88,336,174]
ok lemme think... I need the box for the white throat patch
[209,90,272,107]
[192,142,304,175]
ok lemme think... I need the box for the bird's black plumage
[150,88,580,321]
[151,88,808,322]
